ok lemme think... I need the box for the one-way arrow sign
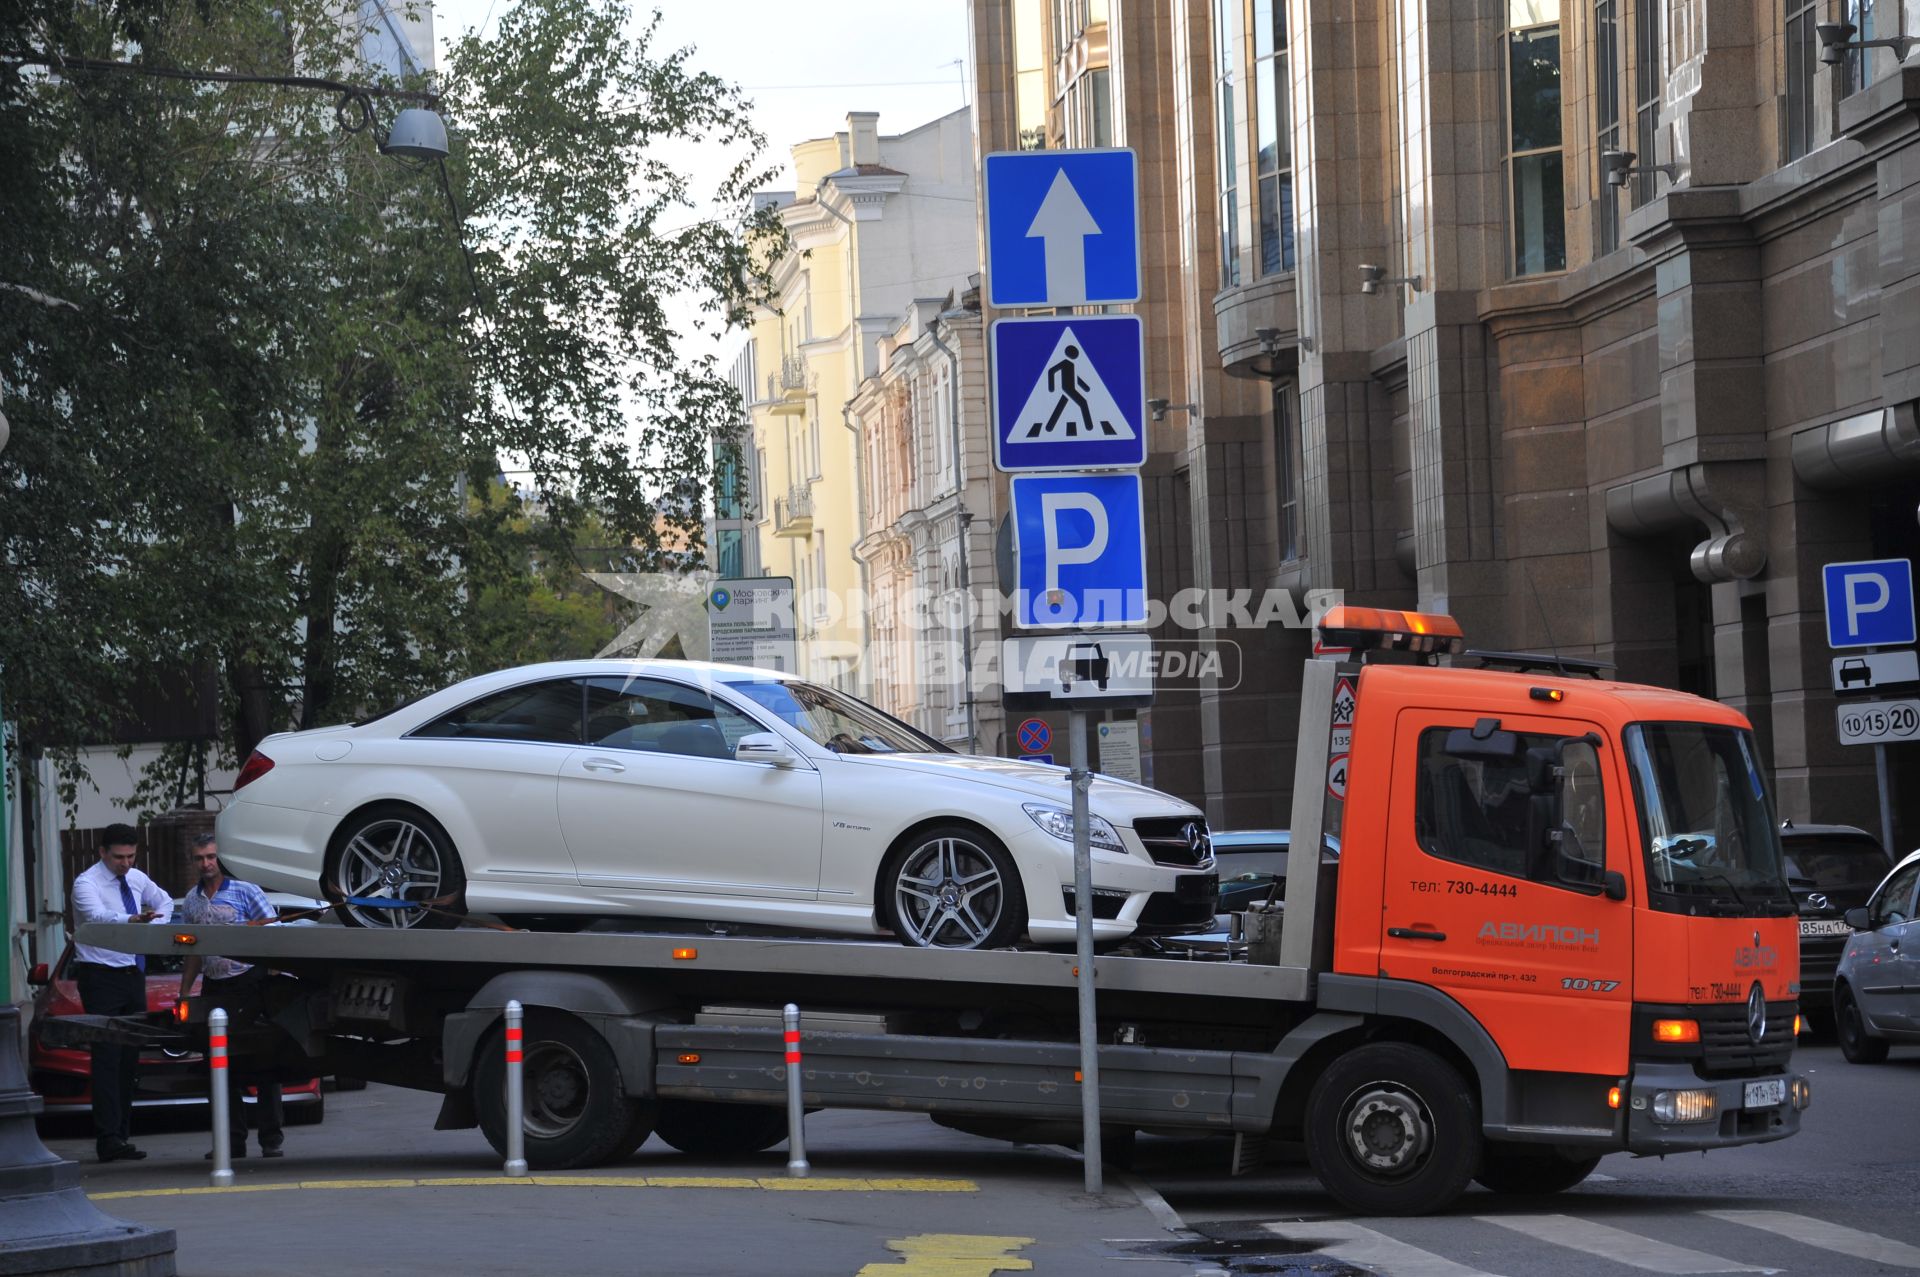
[984,149,1140,308]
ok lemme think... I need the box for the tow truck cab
[1309,608,1807,1153]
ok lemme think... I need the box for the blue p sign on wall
[1824,558,1916,649]
[983,149,1141,308]
[1010,473,1147,629]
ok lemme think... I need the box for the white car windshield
[720,678,947,755]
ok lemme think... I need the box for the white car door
[1856,858,1920,1032]
[557,675,823,898]
[399,676,581,887]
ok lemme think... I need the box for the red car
[27,943,324,1124]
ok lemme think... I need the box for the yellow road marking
[91,1174,978,1201]
[857,1234,1034,1276]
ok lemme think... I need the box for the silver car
[1833,846,1920,1063]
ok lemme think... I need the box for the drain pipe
[925,311,977,754]
[840,401,873,696]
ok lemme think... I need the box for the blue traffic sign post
[991,315,1145,472]
[985,147,1147,1195]
[1009,473,1147,629]
[983,149,1141,308]
[1822,556,1916,857]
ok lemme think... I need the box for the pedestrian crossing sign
[990,314,1146,472]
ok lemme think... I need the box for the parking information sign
[1823,558,1916,649]
[1000,632,1155,710]
[991,315,1146,472]
[1836,698,1920,747]
[982,148,1141,308]
[1009,473,1147,629]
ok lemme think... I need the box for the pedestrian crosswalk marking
[1477,1215,1768,1273]
[1708,1210,1920,1269]
[1008,326,1137,444]
[1261,1221,1506,1277]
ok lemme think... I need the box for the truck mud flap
[652,1025,1265,1133]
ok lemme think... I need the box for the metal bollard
[208,1007,233,1188]
[783,1003,808,1178]
[504,1000,527,1177]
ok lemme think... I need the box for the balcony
[773,484,814,538]
[768,354,810,416]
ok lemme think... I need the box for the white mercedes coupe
[215,660,1218,948]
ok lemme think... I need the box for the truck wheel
[474,1011,650,1169]
[1835,985,1890,1064]
[654,1100,787,1156]
[883,825,1026,950]
[1474,1143,1600,1195]
[1305,1042,1481,1216]
[327,804,466,930]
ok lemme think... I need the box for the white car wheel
[327,805,464,930]
[886,826,1025,950]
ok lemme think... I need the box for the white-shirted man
[69,823,172,1162]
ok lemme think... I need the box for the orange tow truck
[82,607,1808,1215]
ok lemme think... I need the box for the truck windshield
[719,677,949,755]
[1626,723,1793,916]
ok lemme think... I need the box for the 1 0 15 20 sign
[1836,698,1920,746]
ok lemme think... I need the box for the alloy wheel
[893,836,1006,949]
[337,818,444,928]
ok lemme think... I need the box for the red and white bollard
[208,1007,233,1187]
[504,1000,527,1177]
[783,1003,808,1178]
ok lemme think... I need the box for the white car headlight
[1023,804,1126,853]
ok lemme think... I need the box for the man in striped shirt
[178,833,285,1159]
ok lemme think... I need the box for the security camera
[1601,149,1637,190]
[1358,264,1385,296]
[1816,22,1856,65]
[1147,397,1170,422]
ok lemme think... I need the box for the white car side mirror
[735,733,799,768]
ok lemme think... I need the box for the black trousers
[203,967,283,1150]
[74,962,145,1149]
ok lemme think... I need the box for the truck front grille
[1697,1000,1797,1076]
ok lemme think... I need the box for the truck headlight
[1023,804,1125,853]
[1791,1076,1812,1110]
[1651,1089,1717,1124]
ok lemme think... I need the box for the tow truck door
[1379,709,1635,1076]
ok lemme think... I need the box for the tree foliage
[0,0,782,802]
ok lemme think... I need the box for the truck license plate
[1743,1078,1785,1109]
[1798,919,1854,938]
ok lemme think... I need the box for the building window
[1844,0,1878,95]
[1784,0,1818,161]
[1273,382,1300,562]
[1505,1,1566,276]
[1254,0,1294,274]
[1015,0,1050,150]
[1633,0,1662,202]
[717,528,744,579]
[1215,0,1242,287]
[1594,0,1621,255]
[1088,67,1113,148]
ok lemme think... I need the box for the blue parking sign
[983,149,1141,308]
[1010,473,1147,629]
[1824,558,1916,649]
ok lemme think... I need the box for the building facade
[971,0,1920,851]
[734,109,980,693]
[848,294,1004,751]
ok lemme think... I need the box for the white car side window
[583,677,756,761]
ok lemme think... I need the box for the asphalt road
[1134,1039,1920,1276]
[36,1039,1919,1277]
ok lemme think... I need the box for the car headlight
[1023,804,1126,853]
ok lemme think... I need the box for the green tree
[0,0,782,803]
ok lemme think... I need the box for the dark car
[1780,821,1896,1013]
[1212,829,1340,924]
